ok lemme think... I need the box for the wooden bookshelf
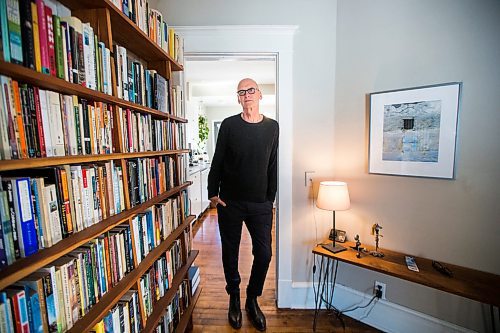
[67,218,196,332]
[0,61,187,122]
[0,0,195,330]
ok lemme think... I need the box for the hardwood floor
[189,208,382,333]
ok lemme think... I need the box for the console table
[312,241,500,330]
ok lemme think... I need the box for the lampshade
[316,181,350,211]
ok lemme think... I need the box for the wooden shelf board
[57,0,183,71]
[0,183,192,290]
[67,215,195,332]
[142,250,199,333]
[0,150,189,172]
[0,61,186,121]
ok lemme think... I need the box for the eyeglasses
[237,87,258,96]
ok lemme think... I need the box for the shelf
[0,149,189,172]
[58,0,183,71]
[0,183,192,290]
[68,216,195,332]
[142,250,199,333]
[0,61,187,122]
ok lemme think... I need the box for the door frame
[175,25,297,307]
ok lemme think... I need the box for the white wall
[152,0,500,332]
[332,0,500,331]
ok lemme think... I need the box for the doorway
[183,53,278,298]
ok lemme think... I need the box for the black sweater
[207,114,279,203]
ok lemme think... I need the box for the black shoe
[245,297,266,331]
[228,293,242,329]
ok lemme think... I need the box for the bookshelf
[0,0,197,331]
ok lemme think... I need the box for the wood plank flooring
[189,208,382,332]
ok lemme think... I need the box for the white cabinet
[187,164,211,219]
[188,171,201,218]
[200,168,210,212]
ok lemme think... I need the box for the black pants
[217,199,273,298]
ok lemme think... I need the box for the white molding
[175,25,297,308]
[289,283,476,333]
[174,25,298,37]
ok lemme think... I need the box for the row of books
[154,279,190,333]
[117,107,186,154]
[91,290,141,333]
[0,221,137,333]
[139,244,179,318]
[188,264,200,297]
[108,0,183,64]
[0,76,115,160]
[127,156,177,208]
[131,197,182,264]
[114,45,169,112]
[0,162,126,268]
[0,0,114,95]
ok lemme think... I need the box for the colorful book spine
[44,6,56,76]
[0,0,11,62]
[30,2,41,72]
[35,0,50,74]
[6,0,23,64]
[52,15,64,79]
[11,177,38,257]
[19,0,34,69]
[11,80,27,158]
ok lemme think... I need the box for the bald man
[207,78,279,331]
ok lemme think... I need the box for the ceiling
[184,58,276,107]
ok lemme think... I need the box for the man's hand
[210,196,226,207]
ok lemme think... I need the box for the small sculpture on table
[350,235,363,258]
[370,223,384,258]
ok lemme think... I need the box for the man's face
[237,79,262,108]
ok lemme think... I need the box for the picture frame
[369,82,462,179]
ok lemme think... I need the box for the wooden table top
[313,241,500,307]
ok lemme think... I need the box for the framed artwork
[369,82,462,179]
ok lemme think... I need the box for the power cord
[313,256,381,331]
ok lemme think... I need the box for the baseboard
[287,282,475,333]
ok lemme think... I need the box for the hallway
[190,209,381,332]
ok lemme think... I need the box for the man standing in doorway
[207,78,279,331]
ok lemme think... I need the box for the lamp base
[322,242,347,254]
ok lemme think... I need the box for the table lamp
[316,181,350,253]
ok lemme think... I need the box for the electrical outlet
[374,281,386,299]
[304,171,315,187]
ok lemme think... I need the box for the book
[1,76,20,159]
[6,0,23,64]
[35,0,50,74]
[4,288,29,332]
[4,177,38,257]
[52,14,64,79]
[11,80,28,158]
[44,6,56,76]
[46,90,65,156]
[19,271,51,333]
[31,1,42,72]
[43,183,62,244]
[0,0,11,62]
[19,0,35,69]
